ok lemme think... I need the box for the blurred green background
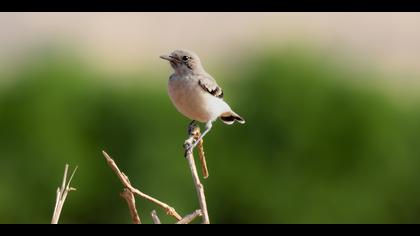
[1,13,420,224]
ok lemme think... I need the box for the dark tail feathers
[219,112,246,125]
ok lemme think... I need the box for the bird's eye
[182,56,190,61]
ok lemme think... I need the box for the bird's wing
[198,75,224,98]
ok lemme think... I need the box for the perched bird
[160,49,245,151]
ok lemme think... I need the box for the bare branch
[120,188,141,224]
[176,210,203,224]
[151,210,162,224]
[194,131,209,179]
[184,124,210,224]
[102,150,182,221]
[51,164,78,224]
[66,165,78,190]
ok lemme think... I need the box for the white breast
[168,75,230,123]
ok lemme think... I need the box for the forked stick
[102,151,182,221]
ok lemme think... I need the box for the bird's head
[160,49,204,75]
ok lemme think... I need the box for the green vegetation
[1,46,420,223]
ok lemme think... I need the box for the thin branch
[120,188,141,224]
[102,150,182,221]
[151,210,162,224]
[184,124,210,224]
[176,210,203,224]
[51,164,78,224]
[194,130,209,179]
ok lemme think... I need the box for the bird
[160,49,245,152]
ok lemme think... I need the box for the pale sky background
[0,12,419,76]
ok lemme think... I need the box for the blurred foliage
[1,45,420,224]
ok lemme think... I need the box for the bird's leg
[187,120,197,134]
[188,121,212,152]
[184,120,199,156]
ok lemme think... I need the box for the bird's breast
[168,76,227,122]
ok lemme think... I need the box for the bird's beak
[160,54,173,61]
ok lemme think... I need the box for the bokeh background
[1,13,420,224]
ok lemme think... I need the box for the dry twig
[151,210,162,224]
[194,130,209,179]
[51,164,78,224]
[176,210,203,224]
[120,188,141,224]
[184,123,210,224]
[102,150,182,221]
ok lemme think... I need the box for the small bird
[160,49,245,151]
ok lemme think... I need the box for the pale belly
[168,77,229,123]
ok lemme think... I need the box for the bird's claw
[183,140,199,157]
[187,121,199,136]
[183,142,193,157]
[184,120,205,156]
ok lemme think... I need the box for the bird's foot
[183,141,193,157]
[184,120,204,157]
[183,139,200,157]
[187,120,199,135]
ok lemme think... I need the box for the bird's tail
[219,111,246,125]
